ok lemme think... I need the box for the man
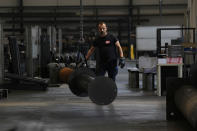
[85,22,125,81]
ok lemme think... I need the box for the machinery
[166,64,197,129]
[3,36,48,90]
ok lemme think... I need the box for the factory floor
[0,61,194,131]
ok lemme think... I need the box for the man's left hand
[119,57,125,68]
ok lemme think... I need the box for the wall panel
[0,0,17,6]
[23,0,129,6]
[24,0,79,6]
[0,0,188,6]
[133,0,187,5]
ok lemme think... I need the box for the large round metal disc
[88,76,117,105]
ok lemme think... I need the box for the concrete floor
[0,61,194,131]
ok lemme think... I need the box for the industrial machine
[3,36,48,90]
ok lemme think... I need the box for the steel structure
[0,24,3,84]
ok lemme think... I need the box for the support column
[26,26,40,77]
[25,26,33,77]
[0,24,3,84]
[188,0,197,42]
[195,0,197,43]
[58,28,62,58]
[19,0,24,34]
[128,0,133,58]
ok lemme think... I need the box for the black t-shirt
[93,34,118,63]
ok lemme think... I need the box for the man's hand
[119,57,125,68]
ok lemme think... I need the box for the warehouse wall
[133,0,187,5]
[0,0,187,6]
[142,16,185,26]
[0,0,128,6]
[0,0,17,6]
[22,0,187,6]
[0,0,188,50]
[21,0,186,26]
[23,0,129,6]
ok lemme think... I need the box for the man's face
[98,23,107,36]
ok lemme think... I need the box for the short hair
[97,21,107,27]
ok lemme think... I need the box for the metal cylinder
[59,67,117,105]
[142,73,153,90]
[128,68,139,88]
[174,85,197,129]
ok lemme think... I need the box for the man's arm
[115,41,125,68]
[115,41,124,58]
[85,46,95,60]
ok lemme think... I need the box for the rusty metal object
[59,67,74,83]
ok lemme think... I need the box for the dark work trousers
[96,60,118,81]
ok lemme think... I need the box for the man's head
[98,22,107,37]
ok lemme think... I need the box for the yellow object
[130,45,135,60]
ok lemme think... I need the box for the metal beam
[0,4,187,9]
[5,19,149,25]
[3,26,138,33]
[0,13,184,18]
[20,4,187,9]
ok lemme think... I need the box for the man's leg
[108,66,118,81]
[96,65,106,77]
